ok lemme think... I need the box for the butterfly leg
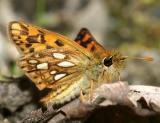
[80,80,94,103]
[80,88,86,103]
[118,72,121,81]
[89,80,94,101]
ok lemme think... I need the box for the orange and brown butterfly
[8,21,126,106]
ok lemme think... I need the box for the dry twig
[22,81,160,123]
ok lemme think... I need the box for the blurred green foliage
[106,0,160,49]
[35,0,45,25]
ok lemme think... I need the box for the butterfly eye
[103,56,113,67]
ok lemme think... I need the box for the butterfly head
[100,50,126,81]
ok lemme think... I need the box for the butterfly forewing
[9,21,93,58]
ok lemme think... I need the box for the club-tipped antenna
[124,55,153,62]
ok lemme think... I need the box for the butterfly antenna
[124,55,153,62]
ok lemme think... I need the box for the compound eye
[103,56,113,67]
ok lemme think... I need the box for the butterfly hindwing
[18,48,90,90]
[75,28,106,57]
[18,48,91,105]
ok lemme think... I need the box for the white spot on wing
[34,53,40,58]
[54,73,66,80]
[57,61,75,67]
[53,53,65,59]
[11,23,21,30]
[11,30,20,35]
[28,59,38,64]
[50,70,57,74]
[37,63,48,69]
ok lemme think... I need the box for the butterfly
[8,21,126,106]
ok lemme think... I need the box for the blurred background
[0,0,160,122]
